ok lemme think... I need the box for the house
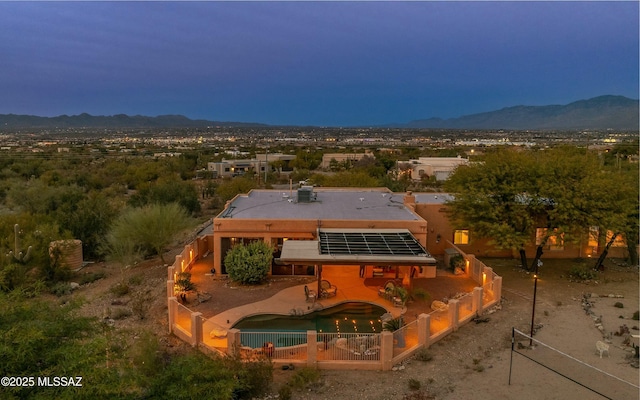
[207,153,295,178]
[404,156,469,181]
[409,193,630,260]
[211,187,437,279]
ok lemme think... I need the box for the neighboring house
[409,193,629,260]
[211,187,437,278]
[405,156,469,181]
[207,153,295,178]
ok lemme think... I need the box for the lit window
[454,230,469,245]
[536,228,564,250]
[588,227,599,248]
[606,231,626,247]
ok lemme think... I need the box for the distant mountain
[1,95,638,130]
[403,95,639,130]
[0,113,267,129]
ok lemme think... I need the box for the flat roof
[219,188,421,221]
[279,228,436,266]
[412,193,453,204]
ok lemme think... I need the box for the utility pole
[264,147,268,184]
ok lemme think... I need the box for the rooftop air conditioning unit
[297,186,314,203]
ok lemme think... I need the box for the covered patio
[278,228,439,298]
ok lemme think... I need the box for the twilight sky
[1,1,638,127]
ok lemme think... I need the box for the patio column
[472,286,483,315]
[465,254,476,278]
[448,298,460,331]
[227,328,241,355]
[418,313,430,348]
[317,264,323,295]
[493,276,503,303]
[191,312,203,346]
[381,331,394,371]
[307,330,317,367]
[168,296,177,334]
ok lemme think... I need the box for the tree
[224,241,273,284]
[60,193,118,260]
[444,147,634,270]
[106,203,193,265]
[128,177,201,214]
[215,177,257,202]
[445,149,542,268]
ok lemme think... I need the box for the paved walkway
[186,257,477,343]
[206,265,406,331]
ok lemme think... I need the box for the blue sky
[1,1,638,126]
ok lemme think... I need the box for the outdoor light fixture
[530,260,542,346]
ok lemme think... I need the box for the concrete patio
[186,255,479,338]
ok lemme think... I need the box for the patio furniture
[378,280,396,300]
[304,285,317,303]
[320,280,337,298]
[431,300,448,311]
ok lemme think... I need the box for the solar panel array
[319,231,429,256]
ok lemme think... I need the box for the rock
[69,282,80,290]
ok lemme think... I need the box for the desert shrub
[408,378,421,391]
[78,271,106,285]
[414,348,433,362]
[614,302,624,308]
[633,311,639,320]
[287,367,322,391]
[278,385,292,400]
[50,282,73,297]
[224,241,273,285]
[449,254,465,271]
[128,274,143,286]
[131,290,152,320]
[383,317,405,332]
[110,282,130,297]
[568,266,597,281]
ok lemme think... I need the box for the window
[536,228,564,250]
[454,229,469,245]
[606,231,626,247]
[588,227,599,248]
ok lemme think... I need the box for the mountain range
[401,95,638,130]
[0,95,638,131]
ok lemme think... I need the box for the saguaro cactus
[7,224,33,263]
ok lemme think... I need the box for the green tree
[443,147,632,270]
[106,203,193,264]
[59,193,118,260]
[224,241,273,284]
[129,177,201,214]
[215,176,257,202]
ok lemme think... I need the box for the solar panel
[319,231,429,257]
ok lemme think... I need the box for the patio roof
[278,228,436,266]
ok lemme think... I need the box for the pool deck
[207,265,406,332]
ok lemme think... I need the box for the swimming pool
[232,302,387,334]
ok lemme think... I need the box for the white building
[406,156,469,181]
[207,153,295,178]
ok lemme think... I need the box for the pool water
[232,302,387,334]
